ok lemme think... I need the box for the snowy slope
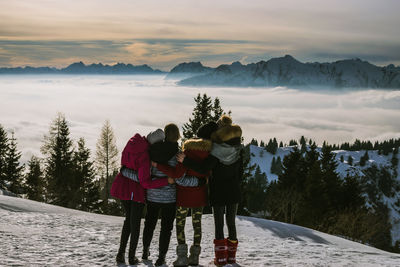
[1,195,400,266]
[249,144,400,247]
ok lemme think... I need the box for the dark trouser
[119,200,145,257]
[213,204,238,240]
[142,201,176,257]
[176,206,204,246]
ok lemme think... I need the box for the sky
[1,0,400,70]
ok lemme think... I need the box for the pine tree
[273,138,278,154]
[211,97,224,122]
[0,124,8,190]
[73,138,100,212]
[250,138,258,146]
[270,157,276,174]
[275,156,283,175]
[289,139,298,146]
[25,156,44,201]
[41,113,75,206]
[360,151,369,167]
[340,155,344,163]
[300,136,307,153]
[4,131,24,194]
[279,141,283,147]
[391,148,398,168]
[183,94,228,139]
[259,140,265,147]
[96,120,119,204]
[348,155,353,166]
[182,94,212,139]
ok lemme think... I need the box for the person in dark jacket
[154,122,218,266]
[177,115,243,267]
[142,123,181,266]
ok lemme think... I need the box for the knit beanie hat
[147,128,165,144]
[197,121,218,139]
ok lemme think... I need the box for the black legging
[119,200,145,257]
[213,204,238,240]
[142,201,176,257]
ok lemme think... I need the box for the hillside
[249,144,400,246]
[1,194,399,266]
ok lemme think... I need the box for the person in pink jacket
[110,130,173,265]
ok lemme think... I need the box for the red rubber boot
[213,239,228,266]
[227,239,239,264]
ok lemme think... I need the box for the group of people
[110,115,243,267]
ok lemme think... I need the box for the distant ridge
[172,55,400,89]
[0,62,164,74]
[2,56,400,88]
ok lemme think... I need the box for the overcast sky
[1,0,400,70]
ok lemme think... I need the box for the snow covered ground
[1,195,400,266]
[250,144,400,248]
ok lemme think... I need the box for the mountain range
[0,62,164,74]
[173,55,400,89]
[2,56,400,88]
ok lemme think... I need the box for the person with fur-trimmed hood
[177,115,243,267]
[153,121,218,267]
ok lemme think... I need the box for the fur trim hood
[211,124,242,144]
[182,138,212,152]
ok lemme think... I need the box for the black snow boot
[155,254,166,266]
[116,251,125,264]
[142,247,150,260]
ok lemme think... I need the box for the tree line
[242,141,400,253]
[0,114,120,214]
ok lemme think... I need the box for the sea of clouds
[1,75,400,163]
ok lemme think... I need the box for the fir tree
[392,147,399,168]
[259,140,265,147]
[237,144,256,216]
[182,94,212,139]
[96,120,118,204]
[275,156,283,175]
[0,124,8,190]
[360,151,369,167]
[279,141,283,147]
[4,131,24,194]
[340,155,344,163]
[289,139,298,146]
[211,97,224,122]
[347,155,353,166]
[73,138,100,212]
[250,138,258,146]
[41,113,75,206]
[300,136,307,153]
[270,157,276,174]
[25,156,44,201]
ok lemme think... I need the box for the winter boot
[128,248,139,265]
[155,254,166,266]
[188,245,201,266]
[173,244,189,266]
[116,251,125,264]
[227,239,239,264]
[142,247,150,260]
[213,239,227,267]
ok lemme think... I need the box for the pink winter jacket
[110,133,168,203]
